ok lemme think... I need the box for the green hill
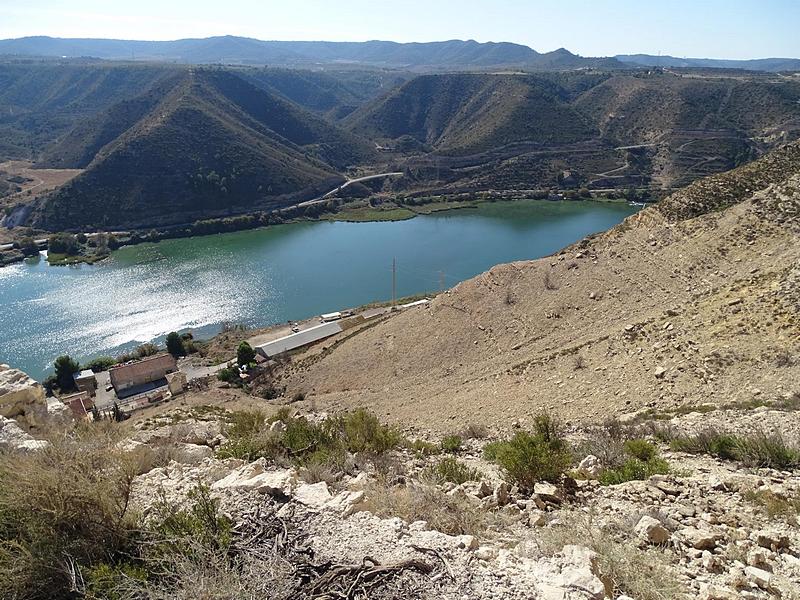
[32,69,373,230]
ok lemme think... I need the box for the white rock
[294,481,332,509]
[0,364,47,427]
[744,566,771,589]
[325,489,365,517]
[475,545,498,561]
[172,442,214,465]
[635,515,670,544]
[654,366,668,379]
[0,415,49,452]
[555,545,605,600]
[456,534,478,550]
[533,482,561,503]
[212,463,297,498]
[528,509,547,527]
[578,454,602,477]
[681,527,720,550]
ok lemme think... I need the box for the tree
[166,332,185,357]
[53,355,80,392]
[18,237,38,256]
[237,341,256,368]
[111,402,125,422]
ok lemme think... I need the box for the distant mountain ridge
[0,36,620,70]
[617,54,800,72]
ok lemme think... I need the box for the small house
[73,369,98,397]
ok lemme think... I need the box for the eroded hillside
[280,142,800,432]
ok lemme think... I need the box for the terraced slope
[280,142,800,432]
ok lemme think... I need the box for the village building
[60,391,94,419]
[256,321,343,359]
[109,354,178,398]
[73,369,98,396]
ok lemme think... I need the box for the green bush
[86,356,117,372]
[166,331,186,357]
[598,457,671,485]
[441,434,463,453]
[326,409,402,454]
[217,366,241,385]
[236,341,256,367]
[623,439,657,462]
[424,457,482,485]
[670,430,739,460]
[483,414,572,490]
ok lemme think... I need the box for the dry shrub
[460,422,489,440]
[360,481,505,537]
[523,511,688,600]
[0,423,142,599]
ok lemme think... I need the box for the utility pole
[392,257,397,308]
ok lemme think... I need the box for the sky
[0,0,798,60]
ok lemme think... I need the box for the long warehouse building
[255,322,343,359]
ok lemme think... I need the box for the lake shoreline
[0,195,645,269]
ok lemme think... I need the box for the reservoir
[0,200,639,380]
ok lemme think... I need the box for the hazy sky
[1,0,798,59]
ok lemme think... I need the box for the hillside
[279,141,800,431]
[0,36,623,70]
[618,53,800,72]
[345,73,598,154]
[32,69,374,230]
[0,62,174,160]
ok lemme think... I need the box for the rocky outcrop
[0,415,49,452]
[0,365,71,429]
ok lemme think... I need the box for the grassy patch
[596,439,670,485]
[743,489,800,525]
[216,408,403,477]
[440,434,463,453]
[670,429,800,469]
[329,207,416,222]
[361,481,506,537]
[423,457,482,485]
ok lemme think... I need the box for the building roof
[256,322,343,358]
[74,369,96,380]
[109,354,177,387]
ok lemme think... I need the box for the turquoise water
[0,201,638,380]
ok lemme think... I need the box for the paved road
[299,172,404,207]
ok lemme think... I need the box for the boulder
[680,527,721,550]
[172,442,214,465]
[474,546,498,561]
[552,545,605,600]
[494,481,510,506]
[212,462,297,498]
[577,454,602,477]
[0,365,48,427]
[533,482,561,504]
[635,515,670,544]
[294,481,333,509]
[744,566,772,589]
[325,489,365,517]
[0,415,49,452]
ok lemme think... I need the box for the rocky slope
[280,141,800,433]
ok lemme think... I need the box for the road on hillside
[299,172,404,207]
